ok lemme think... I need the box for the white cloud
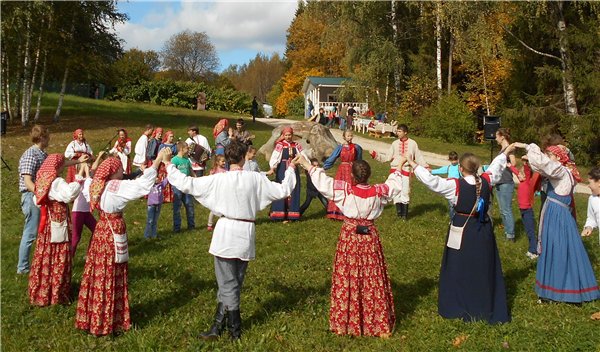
[115,1,297,59]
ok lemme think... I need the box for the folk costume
[185,132,211,176]
[157,131,176,203]
[213,119,230,156]
[269,127,309,221]
[323,142,363,220]
[75,157,158,336]
[64,129,93,183]
[166,161,297,339]
[71,174,96,258]
[413,153,511,324]
[110,130,132,174]
[584,193,600,244]
[525,144,599,303]
[307,166,403,337]
[29,154,82,306]
[371,137,426,218]
[133,131,150,168]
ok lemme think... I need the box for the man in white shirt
[165,141,297,341]
[132,124,154,176]
[582,166,600,243]
[185,125,211,176]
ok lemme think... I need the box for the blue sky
[115,1,297,72]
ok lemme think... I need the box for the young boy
[518,156,539,259]
[582,166,600,243]
[171,142,196,232]
[299,158,328,215]
[431,151,460,218]
[164,141,298,340]
[242,145,260,172]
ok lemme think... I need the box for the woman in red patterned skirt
[322,130,363,220]
[296,156,405,337]
[29,153,87,306]
[75,151,165,336]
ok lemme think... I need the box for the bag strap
[455,178,482,230]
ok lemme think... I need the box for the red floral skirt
[28,213,72,306]
[327,162,353,220]
[329,218,395,337]
[158,163,173,203]
[75,212,130,336]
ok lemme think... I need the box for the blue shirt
[431,163,461,179]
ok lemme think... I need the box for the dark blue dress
[269,142,301,221]
[438,176,510,324]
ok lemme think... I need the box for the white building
[301,76,368,117]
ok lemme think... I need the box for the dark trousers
[520,208,537,254]
[299,191,328,215]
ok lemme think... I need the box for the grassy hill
[1,94,599,351]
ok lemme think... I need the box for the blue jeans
[448,199,455,220]
[173,187,195,231]
[18,192,40,273]
[495,183,515,238]
[339,118,346,130]
[520,208,537,253]
[144,204,162,238]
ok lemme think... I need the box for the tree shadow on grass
[409,202,448,219]
[391,277,437,323]
[244,281,330,331]
[130,269,213,328]
[503,264,536,310]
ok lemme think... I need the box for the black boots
[396,203,409,220]
[227,309,242,341]
[199,303,242,341]
[200,302,227,341]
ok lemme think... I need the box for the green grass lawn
[2,94,599,351]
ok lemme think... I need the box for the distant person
[581,166,600,243]
[231,119,254,145]
[346,106,356,129]
[307,99,314,118]
[17,125,50,274]
[207,154,228,232]
[109,129,132,174]
[185,125,211,177]
[243,145,260,173]
[251,97,258,123]
[213,119,232,156]
[158,130,176,203]
[64,129,93,182]
[299,158,328,215]
[430,151,460,218]
[516,156,539,260]
[132,124,154,174]
[494,128,519,242]
[171,142,196,233]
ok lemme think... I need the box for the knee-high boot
[227,309,242,340]
[200,302,227,340]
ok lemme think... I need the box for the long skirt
[270,163,301,221]
[28,208,72,306]
[329,219,395,337]
[535,193,600,302]
[326,162,352,220]
[438,219,510,324]
[158,163,173,203]
[75,212,130,336]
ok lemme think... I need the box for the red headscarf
[213,119,229,138]
[276,126,294,143]
[34,154,65,206]
[162,130,174,144]
[89,157,123,211]
[152,127,164,139]
[546,145,582,182]
[73,129,84,141]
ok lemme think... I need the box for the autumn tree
[161,30,219,82]
[222,53,285,102]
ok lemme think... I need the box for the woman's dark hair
[352,160,371,184]
[236,118,245,126]
[224,140,248,165]
[541,133,564,149]
[496,127,511,142]
[589,166,600,181]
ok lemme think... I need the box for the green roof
[306,76,350,86]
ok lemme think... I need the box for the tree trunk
[1,50,11,117]
[391,0,401,105]
[480,54,490,115]
[54,66,69,123]
[435,0,443,97]
[21,19,31,126]
[34,49,48,122]
[26,31,43,121]
[556,1,578,116]
[447,33,454,95]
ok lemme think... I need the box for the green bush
[286,96,305,117]
[420,93,476,144]
[112,79,253,114]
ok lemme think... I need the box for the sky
[115,0,298,72]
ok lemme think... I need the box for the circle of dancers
[15,121,600,339]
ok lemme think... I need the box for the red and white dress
[29,178,82,306]
[64,140,93,183]
[110,139,132,174]
[75,168,157,336]
[323,143,363,220]
[308,166,404,337]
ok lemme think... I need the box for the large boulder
[258,121,339,163]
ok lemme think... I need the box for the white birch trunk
[435,0,443,96]
[557,2,578,116]
[26,32,43,121]
[54,66,69,123]
[1,50,11,117]
[20,19,31,126]
[34,49,48,122]
[447,33,454,95]
[391,0,401,105]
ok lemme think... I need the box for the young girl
[144,176,168,239]
[29,154,87,306]
[322,129,363,220]
[297,157,403,337]
[76,151,165,336]
[268,127,309,222]
[64,129,94,182]
[207,154,228,231]
[512,142,599,304]
[409,150,511,324]
[158,130,176,203]
[110,128,132,174]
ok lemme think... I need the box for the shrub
[286,96,305,117]
[420,92,476,144]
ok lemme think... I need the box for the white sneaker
[526,251,539,260]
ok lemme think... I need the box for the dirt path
[257,117,591,195]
